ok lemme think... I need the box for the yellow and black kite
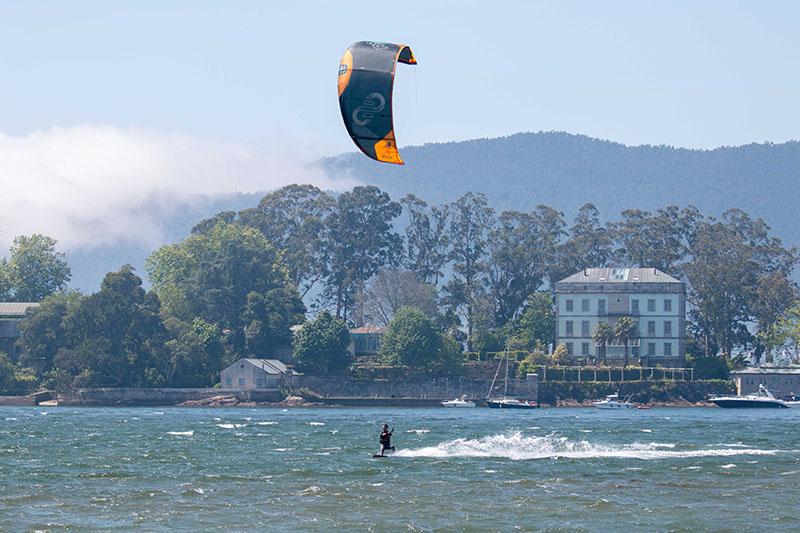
[338,41,416,165]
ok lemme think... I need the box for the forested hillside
[324,131,800,244]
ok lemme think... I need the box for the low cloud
[0,125,354,251]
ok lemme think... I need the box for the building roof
[350,325,385,335]
[242,358,300,375]
[731,367,800,375]
[0,302,40,317]
[557,268,681,284]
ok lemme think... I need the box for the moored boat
[710,385,788,408]
[593,393,634,409]
[441,396,476,408]
[486,398,537,409]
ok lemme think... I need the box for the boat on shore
[441,396,476,408]
[593,393,633,409]
[710,385,789,408]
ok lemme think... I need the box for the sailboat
[486,346,537,409]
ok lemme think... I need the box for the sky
[1,0,799,251]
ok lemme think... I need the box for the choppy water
[1,406,799,531]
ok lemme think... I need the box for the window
[631,299,639,313]
[225,377,232,386]
[664,321,672,336]
[581,299,590,312]
[565,320,574,336]
[581,320,590,337]
[581,342,589,356]
[238,378,245,387]
[664,343,672,356]
[647,342,655,356]
[664,299,672,312]
[566,299,574,312]
[598,299,606,313]
[566,342,574,355]
[647,320,656,336]
[256,378,265,388]
[647,299,656,312]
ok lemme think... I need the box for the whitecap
[308,422,325,426]
[370,482,384,487]
[4,417,17,421]
[641,429,653,433]
[167,431,194,437]
[216,423,246,429]
[393,432,785,461]
[720,464,737,469]
[406,429,430,434]
[257,421,278,426]
[274,448,294,452]
[579,429,592,433]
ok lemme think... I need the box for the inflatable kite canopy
[338,41,416,165]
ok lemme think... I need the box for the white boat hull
[441,400,476,408]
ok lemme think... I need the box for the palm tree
[592,322,614,366]
[614,316,638,367]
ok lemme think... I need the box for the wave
[406,429,430,434]
[216,423,246,429]
[166,431,194,436]
[393,432,786,461]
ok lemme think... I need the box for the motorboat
[710,385,788,408]
[441,396,476,408]
[486,398,537,409]
[593,393,634,409]
[783,394,800,407]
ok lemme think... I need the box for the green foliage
[292,312,351,374]
[550,343,569,365]
[380,307,464,374]
[164,317,225,387]
[363,268,438,326]
[506,292,555,350]
[592,321,615,365]
[400,194,450,285]
[17,291,82,373]
[0,234,71,301]
[613,316,638,367]
[686,354,731,380]
[0,353,34,395]
[147,221,304,356]
[762,300,800,363]
[518,342,549,375]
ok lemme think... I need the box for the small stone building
[220,358,299,390]
[0,302,39,360]
[731,367,800,398]
[348,325,384,356]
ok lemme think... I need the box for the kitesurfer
[379,424,394,456]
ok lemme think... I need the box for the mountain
[67,131,800,291]
[323,131,800,246]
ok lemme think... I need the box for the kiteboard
[372,454,389,458]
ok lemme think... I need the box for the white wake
[394,432,785,461]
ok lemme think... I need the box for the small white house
[220,358,299,390]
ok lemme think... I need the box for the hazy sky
[2,1,799,153]
[1,1,799,251]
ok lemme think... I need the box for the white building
[731,367,800,397]
[554,268,686,367]
[220,358,300,390]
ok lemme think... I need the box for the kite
[338,41,416,165]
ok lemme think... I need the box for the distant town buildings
[731,367,800,397]
[555,268,686,367]
[220,358,300,390]
[0,302,39,360]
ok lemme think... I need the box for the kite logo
[366,41,389,50]
[338,64,348,75]
[352,92,385,126]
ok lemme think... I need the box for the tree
[164,317,225,387]
[321,186,402,323]
[238,185,335,298]
[614,316,637,367]
[400,194,450,285]
[147,222,304,356]
[684,209,797,357]
[53,266,170,388]
[16,291,82,374]
[487,209,557,324]
[609,206,699,273]
[380,306,462,374]
[506,291,555,351]
[0,352,36,395]
[292,312,352,374]
[3,234,71,301]
[763,301,800,364]
[445,192,495,350]
[592,321,614,366]
[363,268,438,326]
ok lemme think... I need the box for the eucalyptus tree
[400,194,450,286]
[1,234,71,301]
[444,192,494,350]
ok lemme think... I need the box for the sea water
[1,406,799,531]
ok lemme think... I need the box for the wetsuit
[379,429,394,455]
